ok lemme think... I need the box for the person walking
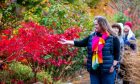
[123,21,137,51]
[112,23,124,62]
[58,16,120,84]
[112,23,125,84]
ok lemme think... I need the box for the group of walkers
[112,21,137,61]
[112,21,137,84]
[58,16,137,84]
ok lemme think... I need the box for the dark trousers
[90,70,116,84]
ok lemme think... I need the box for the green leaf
[58,10,65,18]
[44,55,52,60]
[66,0,75,3]
[42,17,48,26]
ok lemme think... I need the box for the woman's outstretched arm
[58,36,90,47]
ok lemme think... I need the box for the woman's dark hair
[94,16,116,36]
[112,23,122,36]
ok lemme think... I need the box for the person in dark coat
[112,23,124,62]
[58,16,120,84]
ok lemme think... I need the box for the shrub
[0,21,81,82]
[37,71,52,83]
[9,62,34,81]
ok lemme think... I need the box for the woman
[112,23,124,62]
[58,16,120,84]
[123,21,136,51]
[112,23,124,84]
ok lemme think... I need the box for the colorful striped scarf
[92,32,110,70]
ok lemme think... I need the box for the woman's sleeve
[130,35,136,40]
[74,36,90,47]
[113,36,120,61]
[129,36,137,50]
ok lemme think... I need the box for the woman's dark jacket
[74,32,120,73]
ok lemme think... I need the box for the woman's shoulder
[88,32,96,37]
[108,34,116,38]
[108,35,120,42]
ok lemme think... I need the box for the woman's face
[94,20,102,32]
[124,25,129,34]
[112,27,119,36]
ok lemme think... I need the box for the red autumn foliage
[1,28,13,35]
[0,22,81,67]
